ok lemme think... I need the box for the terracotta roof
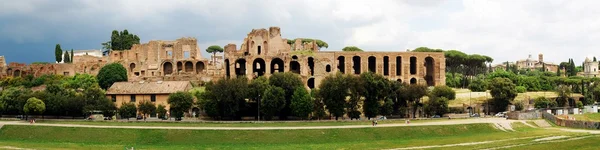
[106,81,192,95]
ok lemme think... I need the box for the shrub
[515,86,527,93]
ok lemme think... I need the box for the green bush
[515,86,527,93]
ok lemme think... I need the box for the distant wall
[507,111,542,120]
[543,112,600,129]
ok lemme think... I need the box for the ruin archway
[177,61,183,73]
[368,56,376,73]
[337,56,345,73]
[13,70,21,77]
[307,78,315,89]
[225,59,231,78]
[163,62,173,75]
[235,59,247,76]
[290,61,301,74]
[270,58,284,74]
[308,57,314,76]
[252,58,266,77]
[196,61,205,74]
[396,56,402,76]
[410,56,417,75]
[6,68,12,76]
[397,79,402,83]
[383,56,389,76]
[353,56,361,74]
[129,63,136,72]
[185,62,193,72]
[263,41,268,55]
[425,57,435,86]
[326,65,331,72]
[410,78,417,84]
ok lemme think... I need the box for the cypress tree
[70,49,74,63]
[55,44,63,63]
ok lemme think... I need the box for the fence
[542,112,600,129]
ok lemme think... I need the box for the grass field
[0,123,589,150]
[30,119,449,127]
[450,89,581,107]
[571,113,600,121]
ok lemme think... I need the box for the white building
[58,49,103,63]
[583,57,599,78]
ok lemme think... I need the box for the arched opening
[396,56,402,76]
[252,58,266,77]
[257,46,262,55]
[326,65,331,72]
[425,57,435,86]
[7,68,12,76]
[308,57,314,76]
[337,56,345,73]
[290,61,301,74]
[353,56,361,74]
[185,61,193,72]
[129,63,136,72]
[176,61,183,73]
[368,56,376,73]
[410,56,417,75]
[397,79,402,83]
[163,62,173,75]
[307,78,315,89]
[251,41,255,55]
[196,61,205,74]
[410,78,417,84]
[13,70,21,77]
[235,59,247,76]
[292,55,298,60]
[383,56,389,76]
[270,58,284,74]
[263,41,268,55]
[225,59,231,78]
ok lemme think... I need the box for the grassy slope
[0,123,573,150]
[572,113,600,121]
[450,89,581,107]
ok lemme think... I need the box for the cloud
[1,0,600,65]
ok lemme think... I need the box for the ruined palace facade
[1,27,445,88]
[223,27,445,88]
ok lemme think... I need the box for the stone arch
[425,57,435,86]
[396,56,402,76]
[308,57,314,76]
[7,68,12,76]
[185,61,193,72]
[410,56,417,75]
[307,78,315,89]
[163,62,174,75]
[326,64,331,72]
[251,41,255,54]
[235,59,247,76]
[290,61,301,74]
[337,56,345,73]
[397,79,402,83]
[263,41,268,55]
[225,59,231,78]
[129,63,136,72]
[176,61,183,73]
[410,78,417,84]
[253,58,266,77]
[353,56,361,74]
[196,61,205,74]
[383,56,389,76]
[368,56,376,73]
[13,69,21,77]
[270,58,284,74]
[292,55,298,60]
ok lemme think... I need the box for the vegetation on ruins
[168,91,194,120]
[287,38,329,49]
[101,29,141,55]
[119,102,137,120]
[54,44,63,63]
[206,45,224,66]
[97,63,128,89]
[342,46,363,52]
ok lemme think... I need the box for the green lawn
[31,119,453,127]
[0,123,583,150]
[571,113,600,121]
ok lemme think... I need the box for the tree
[248,76,269,119]
[97,63,128,89]
[311,89,327,120]
[100,99,116,119]
[380,99,394,117]
[0,87,33,115]
[342,46,363,52]
[489,77,517,112]
[63,50,71,63]
[290,87,313,120]
[430,86,456,100]
[269,72,303,119]
[138,100,156,121]
[360,72,389,119]
[287,38,329,49]
[319,73,348,120]
[261,86,286,120]
[55,44,63,63]
[206,45,224,66]
[118,102,137,120]
[534,97,556,109]
[70,49,74,63]
[156,104,167,119]
[168,92,194,120]
[468,76,488,92]
[424,97,448,116]
[555,85,572,107]
[198,78,248,119]
[107,29,140,51]
[402,84,428,118]
[63,74,99,90]
[23,97,45,118]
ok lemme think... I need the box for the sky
[1,0,599,65]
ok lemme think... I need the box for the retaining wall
[542,112,600,129]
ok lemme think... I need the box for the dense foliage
[97,63,128,89]
[102,29,140,54]
[168,92,194,120]
[342,46,363,52]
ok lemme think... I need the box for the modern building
[105,81,194,113]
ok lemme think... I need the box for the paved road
[0,118,521,130]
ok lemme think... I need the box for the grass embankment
[0,123,571,150]
[450,89,580,107]
[571,113,600,121]
[32,119,447,127]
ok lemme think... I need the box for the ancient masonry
[0,27,446,88]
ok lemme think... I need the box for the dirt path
[0,118,520,130]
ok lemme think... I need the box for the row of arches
[337,55,436,86]
[162,61,206,76]
[225,56,312,78]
